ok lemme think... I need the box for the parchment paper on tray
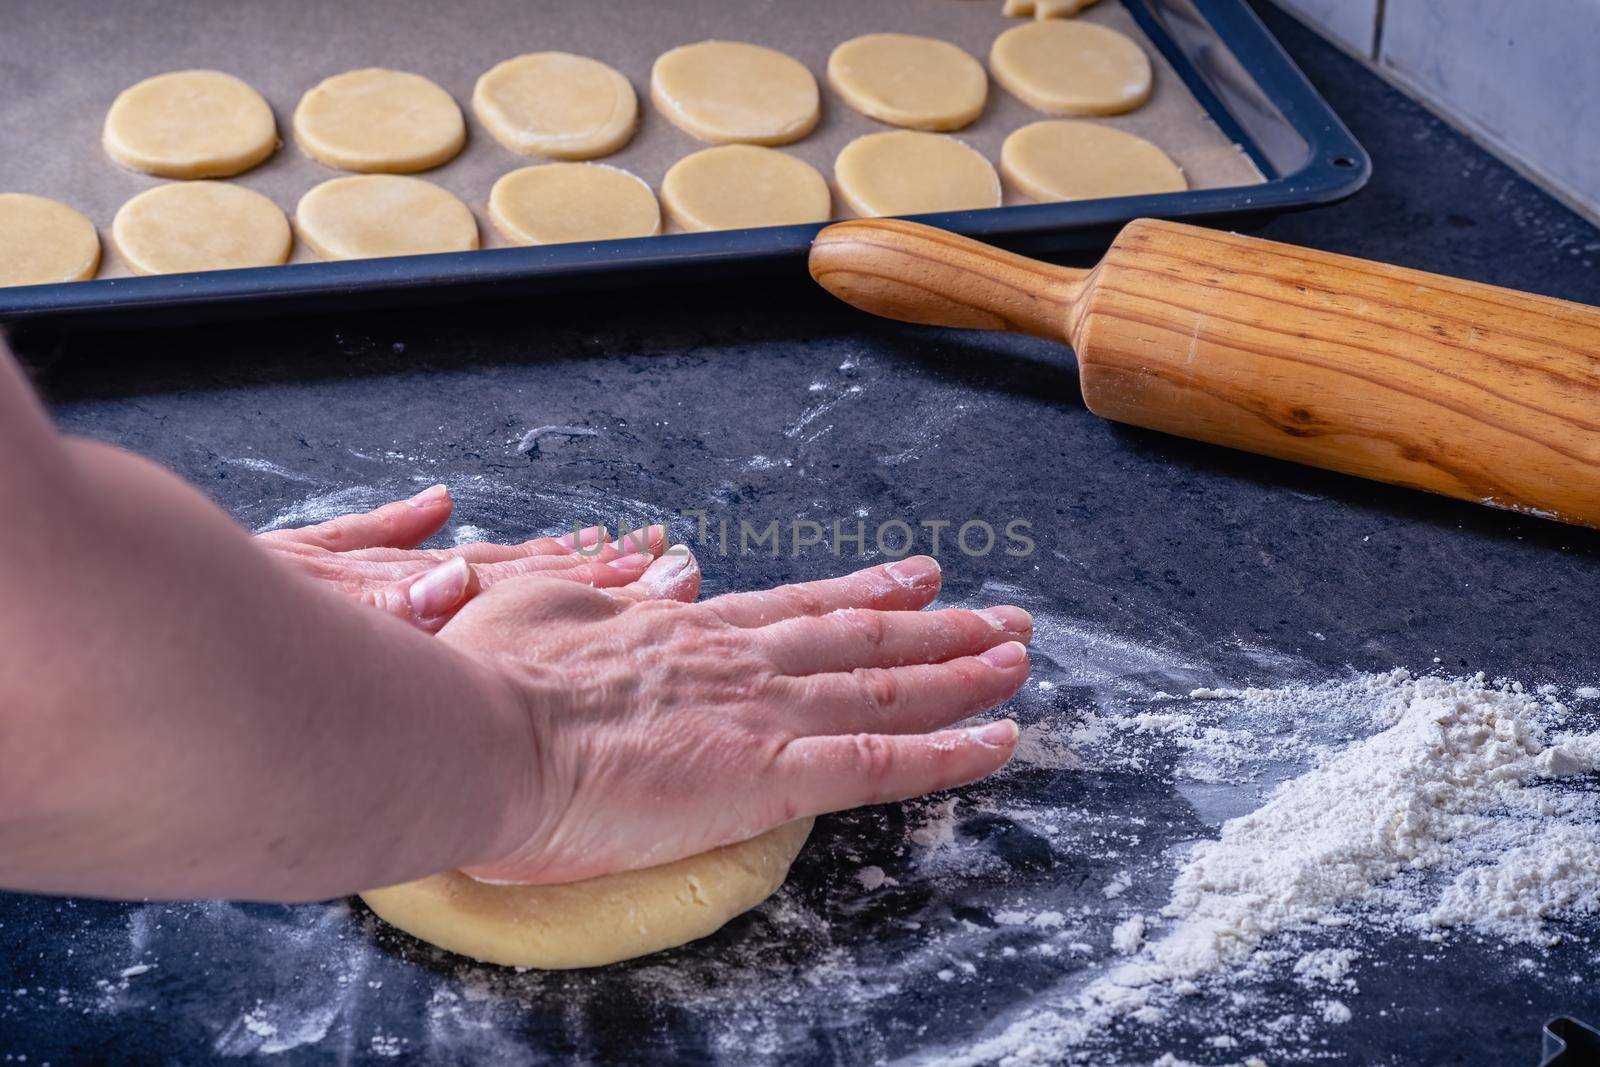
[0,0,1264,279]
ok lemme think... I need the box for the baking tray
[0,0,1368,328]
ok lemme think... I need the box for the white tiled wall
[1271,0,1600,224]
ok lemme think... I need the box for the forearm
[0,374,531,901]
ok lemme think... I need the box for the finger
[705,555,942,628]
[344,537,574,565]
[760,605,1031,675]
[775,718,1020,815]
[362,556,481,633]
[260,485,452,552]
[779,641,1030,736]
[608,524,668,557]
[604,548,703,604]
[477,539,630,584]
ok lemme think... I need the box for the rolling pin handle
[808,219,1086,343]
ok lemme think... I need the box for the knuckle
[855,667,902,712]
[838,608,887,653]
[781,585,826,618]
[848,732,896,782]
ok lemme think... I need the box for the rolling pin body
[810,218,1600,527]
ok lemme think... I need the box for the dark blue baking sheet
[0,0,1368,329]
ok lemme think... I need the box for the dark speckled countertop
[3,3,1599,1064]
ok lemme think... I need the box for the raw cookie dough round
[361,818,814,969]
[661,145,830,232]
[1003,0,1103,17]
[473,52,638,160]
[651,41,820,146]
[103,70,278,179]
[989,21,1152,116]
[294,68,466,173]
[296,175,477,260]
[0,194,100,286]
[827,34,987,131]
[834,131,1001,217]
[489,163,660,245]
[111,182,290,276]
[1001,120,1185,201]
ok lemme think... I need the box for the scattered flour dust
[945,668,1600,1064]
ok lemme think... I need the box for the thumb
[370,557,481,633]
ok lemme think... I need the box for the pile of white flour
[953,668,1600,1064]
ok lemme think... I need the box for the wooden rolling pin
[809,218,1600,528]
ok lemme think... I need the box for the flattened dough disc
[489,163,660,245]
[0,194,100,286]
[473,52,638,160]
[651,41,820,146]
[361,818,814,969]
[835,131,1000,217]
[828,34,987,131]
[989,21,1151,116]
[296,175,477,260]
[111,182,290,276]
[1002,0,1103,16]
[103,70,278,179]
[662,145,830,232]
[294,68,466,173]
[1002,120,1185,201]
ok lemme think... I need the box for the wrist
[453,653,554,873]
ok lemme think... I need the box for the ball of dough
[360,818,814,969]
[0,194,100,287]
[989,21,1152,116]
[103,70,278,179]
[294,68,466,173]
[827,34,987,132]
[651,41,820,146]
[662,145,830,232]
[1001,120,1185,201]
[111,182,291,276]
[489,163,660,246]
[834,131,1001,218]
[473,52,638,160]
[295,175,478,260]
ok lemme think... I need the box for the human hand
[258,484,687,631]
[445,554,1031,886]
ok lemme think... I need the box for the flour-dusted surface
[8,5,1600,1061]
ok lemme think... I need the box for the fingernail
[408,484,448,508]
[884,555,940,588]
[643,548,696,589]
[969,719,1019,747]
[409,557,470,618]
[975,606,1032,634]
[607,551,653,571]
[979,641,1028,669]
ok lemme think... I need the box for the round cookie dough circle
[294,68,466,173]
[989,21,1152,116]
[827,34,987,131]
[473,52,638,160]
[661,145,830,232]
[103,70,278,179]
[0,194,100,286]
[489,163,660,245]
[111,182,290,275]
[651,41,820,146]
[1001,120,1185,201]
[834,131,1000,217]
[360,819,814,969]
[296,175,477,260]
